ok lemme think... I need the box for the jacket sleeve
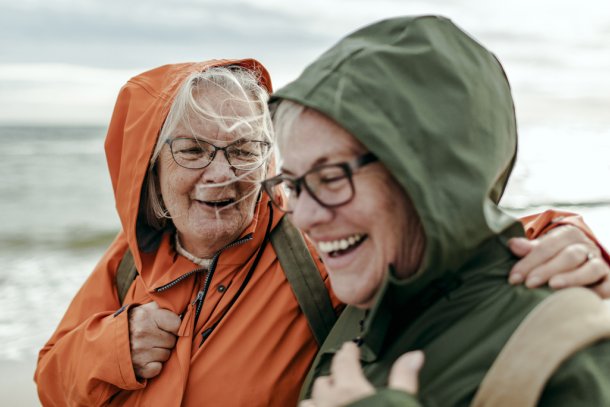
[346,389,422,407]
[539,340,610,406]
[34,233,145,406]
[519,209,610,264]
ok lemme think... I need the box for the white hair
[143,66,273,229]
[271,99,306,153]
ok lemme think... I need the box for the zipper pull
[192,290,204,305]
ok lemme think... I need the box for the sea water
[0,126,119,359]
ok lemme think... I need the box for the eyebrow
[280,143,366,175]
[172,135,253,145]
[281,156,331,176]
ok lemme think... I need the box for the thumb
[508,237,535,257]
[330,342,365,383]
[388,350,424,395]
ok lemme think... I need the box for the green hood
[273,15,521,298]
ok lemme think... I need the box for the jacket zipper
[154,269,205,292]
[153,234,254,324]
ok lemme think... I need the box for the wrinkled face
[280,109,423,309]
[157,88,265,257]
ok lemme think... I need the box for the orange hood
[104,59,273,274]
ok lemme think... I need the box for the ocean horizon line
[0,122,109,128]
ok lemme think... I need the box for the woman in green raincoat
[262,15,610,406]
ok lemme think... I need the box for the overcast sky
[1,0,609,125]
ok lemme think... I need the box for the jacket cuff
[114,304,147,390]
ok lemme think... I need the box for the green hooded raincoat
[273,16,610,406]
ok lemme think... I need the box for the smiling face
[279,107,425,309]
[156,86,266,258]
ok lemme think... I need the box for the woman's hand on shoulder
[508,225,610,298]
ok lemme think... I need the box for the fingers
[137,361,163,379]
[128,301,180,380]
[136,301,181,334]
[329,342,365,384]
[309,342,374,407]
[311,376,333,399]
[132,347,172,364]
[508,237,534,258]
[132,347,172,377]
[130,317,178,349]
[308,346,423,407]
[509,237,557,284]
[131,331,175,378]
[592,274,610,299]
[509,226,600,287]
[129,302,181,342]
[154,309,182,334]
[524,243,597,288]
[388,350,424,395]
[547,255,608,289]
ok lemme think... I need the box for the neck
[175,234,212,268]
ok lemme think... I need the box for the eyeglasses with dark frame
[261,152,378,213]
[166,137,270,171]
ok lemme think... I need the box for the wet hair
[142,66,273,230]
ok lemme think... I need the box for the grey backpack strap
[271,216,337,345]
[472,287,610,407]
[116,248,138,305]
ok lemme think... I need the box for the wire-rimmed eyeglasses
[166,137,270,171]
[261,153,378,213]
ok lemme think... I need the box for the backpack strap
[270,216,337,345]
[116,248,138,305]
[472,287,610,407]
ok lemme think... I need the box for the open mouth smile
[197,198,236,208]
[317,234,367,258]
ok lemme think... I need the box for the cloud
[0,0,609,124]
[0,64,137,124]
[0,0,333,68]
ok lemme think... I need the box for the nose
[200,150,235,183]
[289,187,333,232]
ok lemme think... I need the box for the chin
[333,284,377,309]
[342,296,377,310]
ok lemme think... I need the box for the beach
[1,359,39,406]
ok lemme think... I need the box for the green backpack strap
[270,216,337,346]
[116,248,138,305]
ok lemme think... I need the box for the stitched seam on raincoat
[127,77,166,101]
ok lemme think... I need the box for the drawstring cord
[199,202,275,346]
